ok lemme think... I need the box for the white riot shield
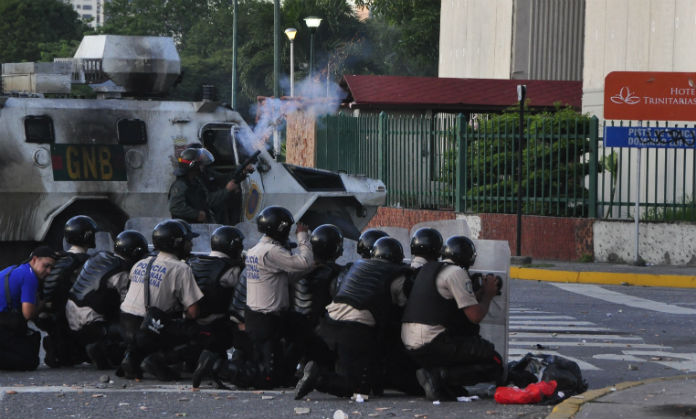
[469,239,510,379]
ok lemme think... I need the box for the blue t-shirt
[0,263,39,312]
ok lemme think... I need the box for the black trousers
[0,328,41,371]
[407,332,503,387]
[315,317,379,397]
[120,312,199,367]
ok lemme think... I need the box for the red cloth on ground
[494,380,557,404]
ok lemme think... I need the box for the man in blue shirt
[0,246,57,370]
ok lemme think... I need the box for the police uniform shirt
[65,270,130,332]
[120,252,203,317]
[245,232,314,314]
[325,275,408,327]
[401,260,479,350]
[410,256,428,269]
[197,250,242,326]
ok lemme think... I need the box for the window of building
[83,4,92,9]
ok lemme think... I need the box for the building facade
[64,0,105,29]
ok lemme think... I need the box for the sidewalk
[547,374,696,419]
[510,261,695,418]
[511,260,696,288]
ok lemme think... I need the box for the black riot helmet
[114,230,149,263]
[441,236,477,269]
[211,226,245,259]
[64,215,98,248]
[371,237,404,263]
[310,224,344,262]
[256,206,294,242]
[177,147,214,174]
[357,229,388,259]
[152,220,189,258]
[410,228,444,260]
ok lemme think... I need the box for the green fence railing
[316,112,696,220]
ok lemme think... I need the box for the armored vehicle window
[201,123,247,166]
[117,119,147,145]
[24,115,54,143]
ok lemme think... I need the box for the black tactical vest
[42,252,90,309]
[402,261,480,336]
[69,251,129,315]
[333,259,409,328]
[188,255,238,317]
[293,263,344,322]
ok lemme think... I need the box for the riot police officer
[245,206,314,388]
[188,226,245,388]
[410,228,444,268]
[356,229,388,259]
[39,215,97,367]
[119,220,203,380]
[66,230,148,369]
[295,237,410,399]
[401,236,503,401]
[168,147,241,225]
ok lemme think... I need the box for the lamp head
[284,27,297,41]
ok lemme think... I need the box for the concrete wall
[583,0,696,120]
[439,0,513,79]
[594,220,696,265]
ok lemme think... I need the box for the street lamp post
[304,16,322,78]
[284,28,297,97]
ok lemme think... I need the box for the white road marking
[509,325,611,332]
[509,340,666,349]
[510,320,598,326]
[508,315,576,320]
[593,354,646,362]
[622,350,696,372]
[510,332,642,341]
[508,349,601,371]
[550,283,696,315]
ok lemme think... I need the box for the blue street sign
[604,126,696,148]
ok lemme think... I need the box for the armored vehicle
[0,35,385,264]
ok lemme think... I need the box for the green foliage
[641,198,696,222]
[0,0,88,63]
[356,0,440,76]
[444,106,599,216]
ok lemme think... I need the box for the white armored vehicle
[0,35,386,263]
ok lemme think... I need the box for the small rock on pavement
[628,364,639,370]
[261,395,274,400]
[333,409,349,419]
[99,375,110,383]
[294,407,311,415]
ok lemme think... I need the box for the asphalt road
[1,278,693,419]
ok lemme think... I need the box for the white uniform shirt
[245,233,314,313]
[120,252,203,317]
[401,260,479,350]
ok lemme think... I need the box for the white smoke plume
[234,75,347,154]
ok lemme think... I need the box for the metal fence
[315,112,696,220]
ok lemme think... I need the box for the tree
[355,0,440,76]
[0,0,88,63]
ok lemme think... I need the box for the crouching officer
[66,230,149,369]
[295,237,410,399]
[356,229,388,259]
[188,226,245,389]
[401,236,503,401]
[38,215,96,367]
[0,246,57,371]
[288,224,346,371]
[119,220,204,380]
[245,206,314,388]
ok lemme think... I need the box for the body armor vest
[188,255,238,317]
[42,252,89,309]
[293,263,343,322]
[402,261,480,336]
[69,251,128,315]
[333,259,409,328]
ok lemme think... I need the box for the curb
[510,267,696,288]
[546,374,696,419]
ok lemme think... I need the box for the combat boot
[192,350,220,389]
[119,352,143,379]
[85,342,110,370]
[141,353,179,381]
[294,361,320,400]
[416,368,443,401]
